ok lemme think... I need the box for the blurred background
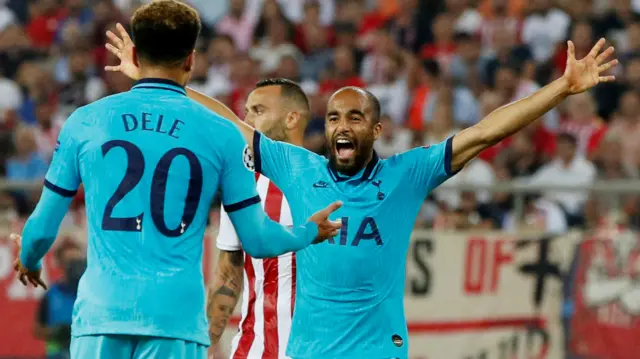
[0,0,639,358]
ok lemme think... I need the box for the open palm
[564,38,618,94]
[105,23,141,81]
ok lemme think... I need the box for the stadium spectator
[423,69,480,127]
[373,114,411,158]
[215,0,259,52]
[34,239,85,359]
[448,32,486,95]
[608,90,640,173]
[521,0,571,62]
[558,91,607,159]
[528,133,597,225]
[367,53,410,124]
[504,193,569,234]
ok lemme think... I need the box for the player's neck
[138,68,188,88]
[287,132,304,147]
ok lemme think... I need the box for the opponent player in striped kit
[211,79,309,359]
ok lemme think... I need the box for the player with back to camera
[105,21,618,359]
[10,1,343,359]
[105,20,316,359]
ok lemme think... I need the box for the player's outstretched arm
[207,249,244,344]
[226,200,343,258]
[220,122,341,257]
[104,24,257,147]
[449,38,617,172]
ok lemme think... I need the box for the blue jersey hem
[71,327,210,347]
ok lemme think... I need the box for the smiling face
[325,88,382,175]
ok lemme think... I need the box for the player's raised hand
[105,23,141,81]
[563,38,618,94]
[10,233,47,289]
[308,201,343,244]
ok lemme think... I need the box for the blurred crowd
[1,0,640,234]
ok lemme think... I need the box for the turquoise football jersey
[45,79,262,346]
[253,132,457,359]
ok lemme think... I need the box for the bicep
[398,138,456,196]
[253,132,293,186]
[186,87,256,149]
[450,126,492,172]
[216,205,242,251]
[219,128,260,209]
[46,119,82,192]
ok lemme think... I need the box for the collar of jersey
[327,151,381,183]
[131,78,187,96]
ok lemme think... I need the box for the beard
[329,135,375,176]
[262,122,288,142]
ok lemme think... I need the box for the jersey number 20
[101,140,202,237]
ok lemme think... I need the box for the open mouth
[335,138,355,160]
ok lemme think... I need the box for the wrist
[304,222,319,244]
[556,76,573,97]
[19,251,42,272]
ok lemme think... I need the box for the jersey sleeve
[395,137,457,197]
[253,131,296,187]
[216,204,242,251]
[219,125,261,213]
[44,113,82,195]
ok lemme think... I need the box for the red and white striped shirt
[217,173,295,359]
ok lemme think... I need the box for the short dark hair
[131,0,202,67]
[332,86,381,123]
[364,89,381,123]
[255,78,311,115]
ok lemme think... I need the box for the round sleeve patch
[243,145,255,172]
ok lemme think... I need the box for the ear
[285,111,300,130]
[184,50,196,72]
[132,46,139,67]
[372,122,382,141]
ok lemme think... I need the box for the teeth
[337,139,351,144]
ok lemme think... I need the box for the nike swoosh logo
[313,183,328,188]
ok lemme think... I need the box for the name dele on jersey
[243,145,255,172]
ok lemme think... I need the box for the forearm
[185,87,256,146]
[452,77,570,170]
[207,250,244,344]
[227,204,318,258]
[479,77,569,142]
[20,188,73,270]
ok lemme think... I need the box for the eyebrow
[326,110,366,117]
[347,109,365,117]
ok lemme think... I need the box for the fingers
[596,46,615,64]
[588,38,606,59]
[17,271,47,289]
[598,59,618,73]
[106,30,124,50]
[599,75,616,82]
[104,65,121,72]
[105,43,122,58]
[31,276,47,290]
[18,272,27,286]
[319,201,343,217]
[9,233,21,247]
[116,23,132,45]
[567,40,575,60]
